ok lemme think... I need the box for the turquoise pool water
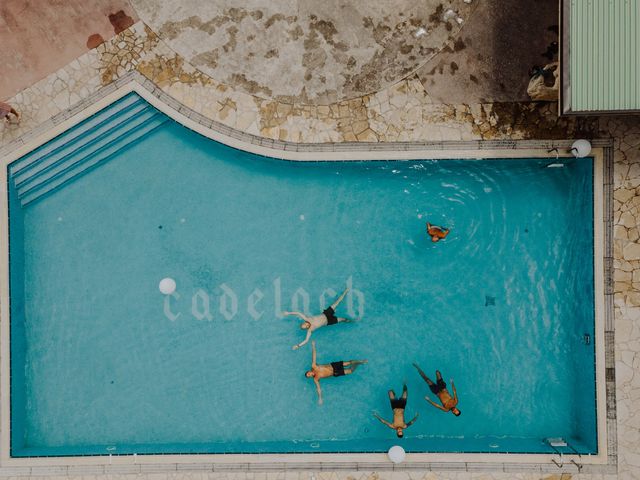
[8,94,597,456]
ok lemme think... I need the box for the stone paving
[0,0,137,99]
[0,472,626,480]
[130,0,477,104]
[0,9,638,480]
[0,23,600,147]
[415,0,560,103]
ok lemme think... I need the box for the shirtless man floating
[373,384,419,438]
[413,363,461,416]
[305,341,367,405]
[284,287,356,350]
[426,222,450,243]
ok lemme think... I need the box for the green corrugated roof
[569,0,640,112]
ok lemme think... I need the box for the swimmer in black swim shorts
[284,287,357,350]
[305,341,367,405]
[373,384,419,438]
[413,363,461,416]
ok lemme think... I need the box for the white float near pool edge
[0,80,609,470]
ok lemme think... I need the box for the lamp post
[570,139,592,158]
[388,445,406,464]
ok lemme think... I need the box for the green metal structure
[562,0,640,114]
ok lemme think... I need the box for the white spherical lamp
[571,139,592,158]
[387,445,406,464]
[159,277,176,295]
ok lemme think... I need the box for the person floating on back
[426,222,450,243]
[284,287,356,350]
[373,384,419,438]
[413,363,460,416]
[0,101,19,124]
[305,341,367,405]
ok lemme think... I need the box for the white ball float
[159,277,176,295]
[387,445,406,464]
[571,139,592,158]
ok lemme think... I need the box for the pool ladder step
[10,93,168,207]
[10,94,144,175]
[545,438,582,472]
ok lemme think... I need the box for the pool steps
[10,94,168,206]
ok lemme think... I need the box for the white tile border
[0,79,612,474]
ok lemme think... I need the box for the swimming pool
[6,93,599,457]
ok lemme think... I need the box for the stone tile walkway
[0,0,137,99]
[130,0,477,104]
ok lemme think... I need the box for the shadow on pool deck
[1,0,560,107]
[416,0,560,104]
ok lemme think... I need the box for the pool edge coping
[0,72,616,163]
[0,75,615,475]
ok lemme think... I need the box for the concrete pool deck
[0,1,639,479]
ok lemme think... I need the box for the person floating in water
[284,287,356,350]
[426,222,450,243]
[373,384,419,438]
[413,363,460,416]
[305,341,367,405]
